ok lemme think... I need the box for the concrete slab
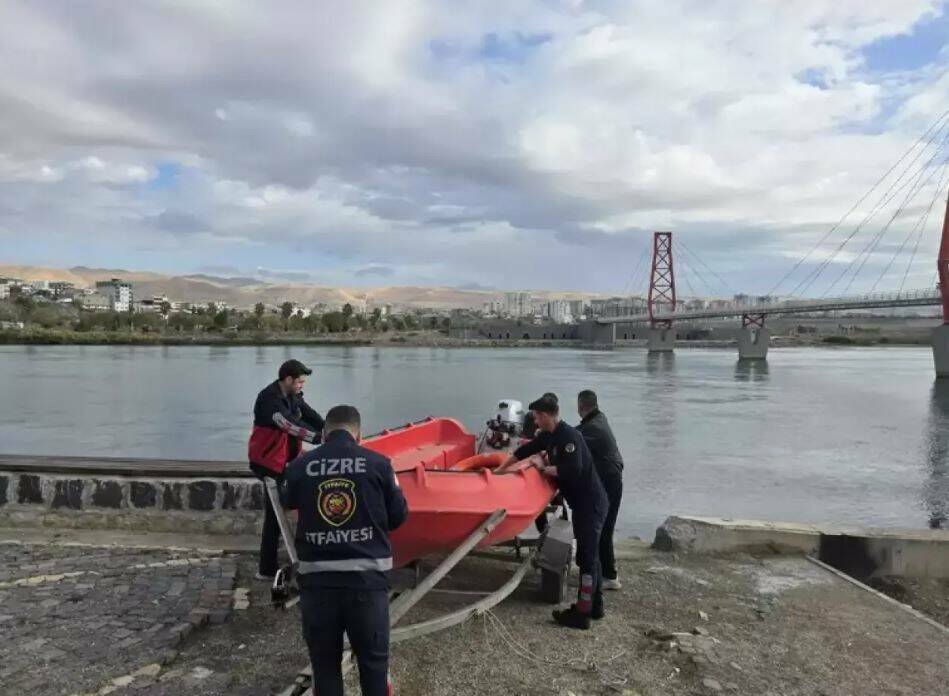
[654,515,949,579]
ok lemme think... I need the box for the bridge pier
[932,326,949,378]
[647,327,675,352]
[737,327,770,360]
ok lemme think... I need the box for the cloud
[0,1,947,294]
[354,265,396,278]
[144,209,208,234]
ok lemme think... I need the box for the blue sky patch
[147,162,182,191]
[477,32,552,63]
[862,9,949,72]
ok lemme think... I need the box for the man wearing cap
[248,359,324,580]
[511,395,608,629]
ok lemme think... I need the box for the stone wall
[0,471,263,535]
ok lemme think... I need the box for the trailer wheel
[540,566,567,604]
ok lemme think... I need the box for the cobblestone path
[0,543,237,695]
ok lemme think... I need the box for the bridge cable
[791,118,949,297]
[795,124,949,297]
[833,136,949,297]
[672,241,718,297]
[872,157,949,293]
[622,244,650,296]
[676,239,738,296]
[898,162,949,294]
[767,106,949,297]
[673,248,700,300]
[836,135,949,296]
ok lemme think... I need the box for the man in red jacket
[248,359,324,580]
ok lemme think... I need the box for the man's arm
[298,399,325,439]
[381,460,409,531]
[507,433,545,466]
[270,396,321,444]
[548,436,583,486]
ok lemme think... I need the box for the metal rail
[597,287,941,324]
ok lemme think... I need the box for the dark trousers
[573,513,604,615]
[598,470,623,580]
[257,472,282,577]
[300,587,390,696]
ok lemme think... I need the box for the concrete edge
[805,555,948,636]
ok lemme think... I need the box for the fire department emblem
[317,479,357,527]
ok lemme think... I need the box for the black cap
[528,395,559,415]
[278,359,313,380]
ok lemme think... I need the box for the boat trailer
[264,480,572,696]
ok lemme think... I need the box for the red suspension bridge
[589,107,949,373]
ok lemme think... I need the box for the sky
[1,1,948,296]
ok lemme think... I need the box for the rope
[481,610,630,688]
[768,106,949,297]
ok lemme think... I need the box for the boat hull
[362,418,556,567]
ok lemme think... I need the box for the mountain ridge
[0,264,603,309]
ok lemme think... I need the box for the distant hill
[0,264,603,309]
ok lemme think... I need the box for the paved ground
[1,532,946,696]
[0,542,237,695]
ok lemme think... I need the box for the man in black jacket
[285,405,408,696]
[513,395,608,629]
[248,359,324,580]
[577,390,625,590]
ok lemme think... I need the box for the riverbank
[2,528,946,696]
[0,326,933,348]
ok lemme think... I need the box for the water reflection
[924,381,949,529]
[734,359,770,382]
[208,346,230,360]
[255,346,267,364]
[645,351,676,374]
[643,352,676,444]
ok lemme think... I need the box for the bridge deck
[599,288,941,324]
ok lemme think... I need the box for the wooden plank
[389,508,507,626]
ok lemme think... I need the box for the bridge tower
[932,185,949,377]
[647,231,677,352]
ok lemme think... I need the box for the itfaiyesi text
[305,528,374,545]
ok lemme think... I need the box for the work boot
[552,605,591,630]
[592,603,605,620]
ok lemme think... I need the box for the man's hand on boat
[495,452,556,477]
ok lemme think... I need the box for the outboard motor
[482,399,525,451]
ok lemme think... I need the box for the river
[1,344,946,539]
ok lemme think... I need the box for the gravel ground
[128,547,948,696]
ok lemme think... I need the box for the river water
[1,344,947,539]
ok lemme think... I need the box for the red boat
[363,417,556,568]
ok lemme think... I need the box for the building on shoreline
[95,278,133,313]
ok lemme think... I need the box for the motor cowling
[483,399,525,450]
